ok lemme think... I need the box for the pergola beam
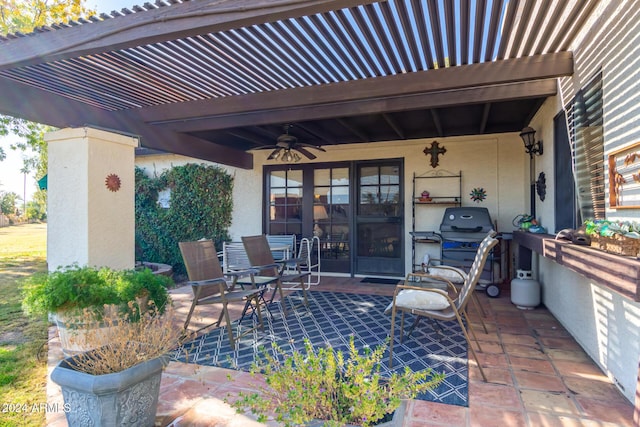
[142,52,572,127]
[0,78,253,168]
[158,79,558,132]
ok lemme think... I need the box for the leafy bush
[230,337,444,427]
[21,265,171,316]
[135,164,233,275]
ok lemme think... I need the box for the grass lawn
[0,223,48,427]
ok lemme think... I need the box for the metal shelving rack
[411,170,462,271]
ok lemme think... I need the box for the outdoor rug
[173,291,469,406]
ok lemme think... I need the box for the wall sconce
[520,127,543,158]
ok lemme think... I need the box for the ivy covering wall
[135,163,233,275]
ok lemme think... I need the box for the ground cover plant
[0,223,48,426]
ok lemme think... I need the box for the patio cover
[0,0,598,169]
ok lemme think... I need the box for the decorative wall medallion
[423,141,446,168]
[105,174,121,192]
[470,187,486,203]
[536,172,546,201]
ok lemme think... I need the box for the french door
[355,161,404,276]
[264,159,403,276]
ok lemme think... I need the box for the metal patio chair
[178,240,265,346]
[242,234,310,316]
[388,231,498,382]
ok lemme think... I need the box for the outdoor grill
[438,207,495,283]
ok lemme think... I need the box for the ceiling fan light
[293,152,301,162]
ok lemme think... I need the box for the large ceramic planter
[306,400,406,427]
[53,308,119,357]
[51,352,167,427]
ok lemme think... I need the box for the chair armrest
[187,278,228,286]
[425,264,467,283]
[404,273,458,294]
[187,278,228,301]
[225,268,258,279]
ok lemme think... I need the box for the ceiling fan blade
[294,146,317,160]
[297,142,326,152]
[267,147,283,160]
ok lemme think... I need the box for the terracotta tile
[476,341,504,354]
[520,390,579,415]
[526,412,624,427]
[469,408,526,427]
[498,325,535,335]
[468,382,522,409]
[513,370,566,392]
[509,355,555,374]
[539,336,582,351]
[546,349,592,363]
[535,328,573,338]
[469,366,513,386]
[502,343,545,359]
[564,376,625,401]
[574,396,634,426]
[476,351,509,369]
[553,360,607,380]
[406,399,468,425]
[500,333,539,346]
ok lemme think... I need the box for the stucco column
[45,127,138,271]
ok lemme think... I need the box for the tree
[0,0,94,199]
[0,192,21,216]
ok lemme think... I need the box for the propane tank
[510,270,540,310]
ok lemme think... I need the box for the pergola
[0,0,597,168]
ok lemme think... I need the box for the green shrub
[135,164,233,275]
[21,265,171,316]
[230,337,444,427]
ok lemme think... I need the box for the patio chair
[178,240,265,346]
[422,257,490,334]
[242,234,310,315]
[388,231,498,382]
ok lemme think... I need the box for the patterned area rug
[173,291,469,406]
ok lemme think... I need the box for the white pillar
[45,127,138,271]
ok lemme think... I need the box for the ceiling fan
[257,124,326,162]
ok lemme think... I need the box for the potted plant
[22,265,172,355]
[229,337,444,427]
[50,303,187,427]
[583,219,640,256]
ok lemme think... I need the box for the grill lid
[439,207,493,241]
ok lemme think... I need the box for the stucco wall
[47,127,137,270]
[136,133,528,278]
[530,0,640,403]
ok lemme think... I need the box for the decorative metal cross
[423,141,446,168]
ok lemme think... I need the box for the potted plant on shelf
[583,219,640,256]
[49,303,187,427]
[22,264,172,355]
[229,337,444,427]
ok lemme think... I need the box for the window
[565,72,604,221]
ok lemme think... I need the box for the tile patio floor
[46,276,634,427]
